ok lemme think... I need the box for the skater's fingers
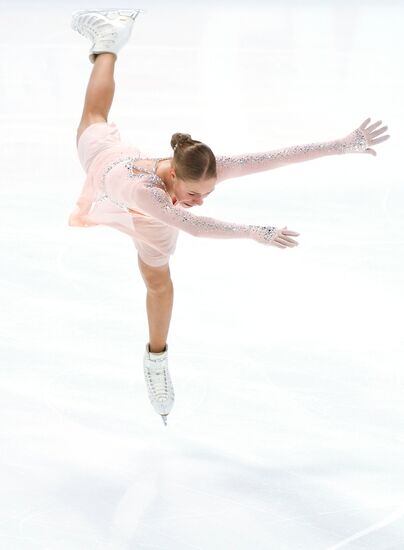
[367,119,383,133]
[276,237,299,247]
[276,228,300,246]
[360,117,371,130]
[282,238,299,245]
[277,231,299,244]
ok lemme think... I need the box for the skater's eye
[188,191,213,197]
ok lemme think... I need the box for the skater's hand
[338,117,390,156]
[249,225,300,249]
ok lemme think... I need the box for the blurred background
[1,0,403,548]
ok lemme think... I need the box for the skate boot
[71,9,144,63]
[143,343,175,426]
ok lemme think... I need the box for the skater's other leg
[137,255,174,354]
[76,52,116,145]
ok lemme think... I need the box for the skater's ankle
[94,52,117,63]
[149,343,167,354]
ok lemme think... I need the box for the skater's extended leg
[72,9,141,143]
[138,255,174,354]
[76,53,116,145]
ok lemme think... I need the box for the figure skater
[69,9,390,426]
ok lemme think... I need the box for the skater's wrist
[248,225,278,243]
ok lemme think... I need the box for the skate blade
[161,415,168,426]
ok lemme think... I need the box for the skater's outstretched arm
[124,175,299,248]
[215,118,390,183]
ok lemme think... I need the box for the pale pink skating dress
[69,121,255,267]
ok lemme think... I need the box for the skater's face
[172,175,216,208]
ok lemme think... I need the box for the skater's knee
[138,255,172,291]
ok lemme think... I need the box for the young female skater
[69,9,390,426]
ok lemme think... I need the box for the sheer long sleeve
[215,128,368,183]
[130,180,278,243]
[130,178,256,239]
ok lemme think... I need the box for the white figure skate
[143,343,175,426]
[71,9,144,63]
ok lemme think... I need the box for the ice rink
[1,0,403,548]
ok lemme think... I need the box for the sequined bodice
[95,156,172,211]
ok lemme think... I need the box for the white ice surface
[1,1,404,549]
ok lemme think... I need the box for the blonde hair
[170,132,217,182]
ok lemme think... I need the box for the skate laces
[145,365,171,402]
[98,34,118,47]
[76,25,118,47]
[74,17,122,41]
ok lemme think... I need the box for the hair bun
[168,131,216,182]
[171,132,192,151]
